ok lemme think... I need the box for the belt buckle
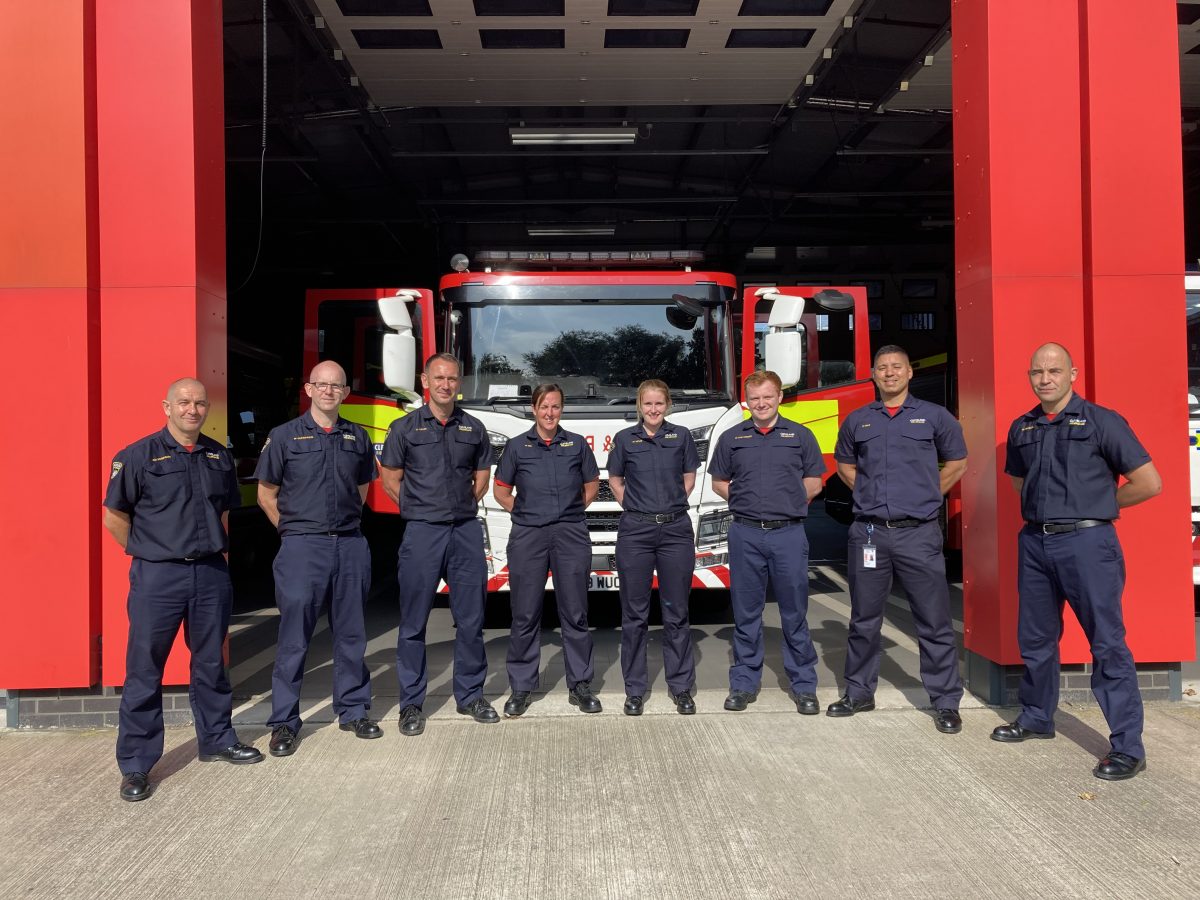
[183,556,196,561]
[1041,523,1054,535]
[885,519,896,529]
[760,520,770,530]
[655,513,668,524]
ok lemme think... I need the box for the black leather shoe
[826,694,875,717]
[399,705,425,736]
[623,695,644,716]
[671,691,696,715]
[119,772,152,802]
[504,691,532,717]
[934,709,962,734]
[569,681,602,713]
[269,725,297,757]
[990,721,1054,743]
[793,693,820,716]
[339,717,383,739]
[198,742,264,765]
[1093,751,1145,781]
[723,689,757,711]
[456,697,500,724]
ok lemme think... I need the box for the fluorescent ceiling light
[510,127,637,146]
[526,225,616,236]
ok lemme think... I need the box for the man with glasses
[104,378,262,802]
[255,360,382,757]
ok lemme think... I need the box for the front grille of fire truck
[585,512,622,532]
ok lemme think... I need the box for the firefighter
[379,353,497,736]
[254,360,382,757]
[828,345,967,732]
[493,384,601,717]
[607,379,700,716]
[103,378,262,802]
[993,342,1162,781]
[709,370,826,714]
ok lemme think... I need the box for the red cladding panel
[1080,2,1192,663]
[97,2,228,686]
[953,0,1087,664]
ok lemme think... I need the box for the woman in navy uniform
[608,379,701,716]
[494,384,601,716]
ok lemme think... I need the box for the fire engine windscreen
[450,299,732,405]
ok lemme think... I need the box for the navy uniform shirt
[607,420,700,514]
[494,427,600,527]
[1005,394,1150,523]
[834,397,967,522]
[709,415,826,519]
[253,411,377,536]
[104,428,240,561]
[379,404,491,522]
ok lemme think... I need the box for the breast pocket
[1010,428,1043,471]
[337,436,370,478]
[451,428,483,468]
[144,457,187,505]
[203,452,234,503]
[900,424,936,461]
[1064,424,1101,469]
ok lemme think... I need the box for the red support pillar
[954,0,1194,698]
[96,1,229,686]
[0,3,102,687]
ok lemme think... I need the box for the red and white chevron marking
[437,563,731,592]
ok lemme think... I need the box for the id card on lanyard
[863,522,877,569]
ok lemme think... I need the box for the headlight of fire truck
[697,510,733,549]
[478,516,493,576]
[690,425,713,462]
[488,431,508,466]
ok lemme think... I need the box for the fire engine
[304,251,873,593]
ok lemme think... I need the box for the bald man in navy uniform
[104,378,262,802]
[993,343,1162,781]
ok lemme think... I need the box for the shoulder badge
[109,461,124,480]
[261,437,271,450]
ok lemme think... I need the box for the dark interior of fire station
[218,0,1200,653]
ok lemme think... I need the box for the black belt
[176,553,222,563]
[626,510,684,524]
[734,516,805,530]
[857,516,932,529]
[321,529,361,537]
[1025,519,1110,534]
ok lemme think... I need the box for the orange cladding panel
[0,4,101,686]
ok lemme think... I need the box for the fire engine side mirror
[379,292,420,403]
[761,291,806,389]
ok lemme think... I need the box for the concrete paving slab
[1,705,1198,899]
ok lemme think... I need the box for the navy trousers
[1016,524,1144,758]
[269,533,372,733]
[507,520,594,691]
[727,521,818,694]
[396,519,488,708]
[845,519,963,708]
[616,514,696,696]
[117,557,236,775]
